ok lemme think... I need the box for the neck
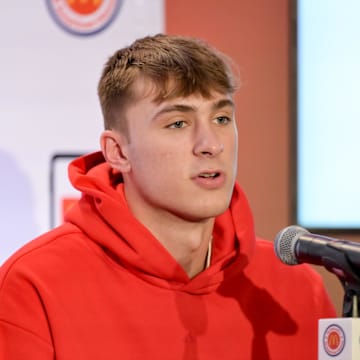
[174,231,213,278]
[153,218,214,278]
[132,210,214,278]
[123,184,215,277]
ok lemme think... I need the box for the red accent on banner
[62,197,79,221]
[67,0,103,15]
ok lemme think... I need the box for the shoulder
[0,223,86,287]
[243,237,336,316]
[247,237,328,295]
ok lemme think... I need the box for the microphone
[274,225,360,278]
[274,225,360,318]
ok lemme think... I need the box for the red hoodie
[0,152,336,359]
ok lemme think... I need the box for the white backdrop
[0,0,164,264]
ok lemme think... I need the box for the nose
[193,123,224,157]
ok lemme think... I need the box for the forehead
[130,76,233,107]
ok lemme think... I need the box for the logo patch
[46,0,122,36]
[323,324,346,356]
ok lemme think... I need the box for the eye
[215,116,231,125]
[168,120,186,129]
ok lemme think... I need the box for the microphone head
[274,225,310,265]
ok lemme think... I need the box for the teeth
[200,173,217,178]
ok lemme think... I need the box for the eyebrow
[212,98,235,111]
[152,98,235,121]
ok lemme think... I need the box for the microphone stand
[321,254,360,317]
[342,287,360,318]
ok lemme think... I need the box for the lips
[194,170,225,189]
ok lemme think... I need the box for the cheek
[131,150,186,199]
[154,152,185,180]
[132,147,184,177]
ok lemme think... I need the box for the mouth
[193,169,225,189]
[194,170,225,189]
[198,172,220,179]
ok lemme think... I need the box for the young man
[0,34,335,359]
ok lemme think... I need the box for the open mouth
[195,171,224,188]
[198,172,220,179]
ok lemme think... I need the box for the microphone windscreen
[274,225,309,265]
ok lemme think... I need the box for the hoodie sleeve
[0,321,54,359]
[0,261,54,360]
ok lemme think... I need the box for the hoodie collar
[65,152,256,294]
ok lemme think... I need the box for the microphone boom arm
[319,244,360,317]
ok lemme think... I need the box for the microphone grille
[274,225,310,265]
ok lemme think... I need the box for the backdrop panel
[0,0,164,264]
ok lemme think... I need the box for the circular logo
[323,324,346,356]
[46,0,122,36]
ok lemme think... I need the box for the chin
[191,201,230,221]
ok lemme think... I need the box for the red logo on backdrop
[46,0,122,36]
[323,324,346,356]
[62,197,78,220]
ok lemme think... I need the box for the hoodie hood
[65,152,256,294]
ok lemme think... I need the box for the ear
[100,130,131,173]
